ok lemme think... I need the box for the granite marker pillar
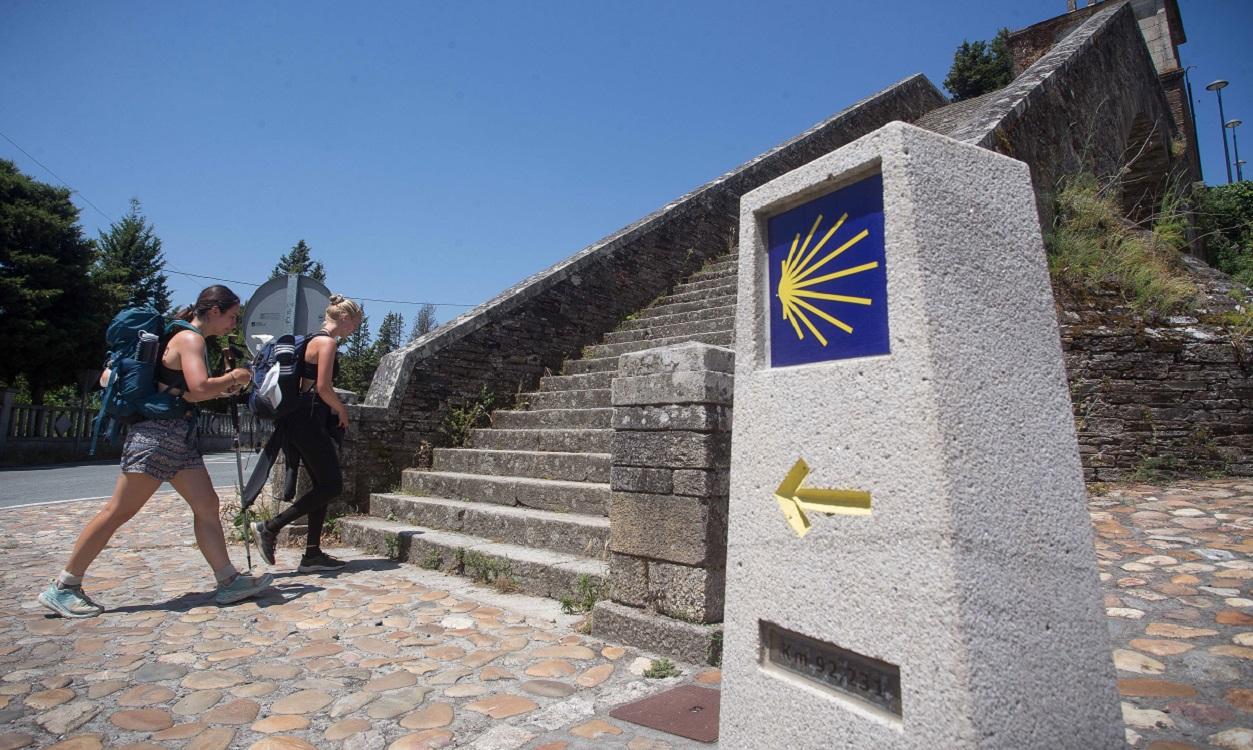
[720,121,1121,749]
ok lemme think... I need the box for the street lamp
[1207,79,1233,183]
[1227,119,1245,181]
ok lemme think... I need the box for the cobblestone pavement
[1094,478,1252,750]
[0,492,716,749]
[0,478,1247,750]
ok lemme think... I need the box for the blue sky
[2,1,1249,334]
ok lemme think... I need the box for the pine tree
[93,198,172,314]
[0,159,105,403]
[943,29,1013,102]
[337,315,377,395]
[408,303,439,342]
[374,311,405,357]
[272,239,326,282]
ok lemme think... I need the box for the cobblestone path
[0,493,715,749]
[0,478,1247,749]
[1094,479,1251,750]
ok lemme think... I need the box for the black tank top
[156,361,188,391]
[156,321,206,394]
[300,332,339,386]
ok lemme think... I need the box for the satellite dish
[242,274,334,356]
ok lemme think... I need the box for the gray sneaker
[215,571,274,605]
[252,520,277,566]
[38,582,104,618]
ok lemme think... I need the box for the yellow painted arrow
[774,458,872,537]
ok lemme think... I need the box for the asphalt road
[0,451,247,509]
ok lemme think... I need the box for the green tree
[408,303,438,342]
[93,198,171,314]
[0,159,105,403]
[337,315,378,395]
[374,311,405,357]
[944,28,1013,102]
[272,239,326,282]
[1196,181,1253,286]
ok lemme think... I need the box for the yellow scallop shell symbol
[777,213,878,346]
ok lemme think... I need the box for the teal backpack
[89,307,199,454]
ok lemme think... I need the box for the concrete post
[591,342,733,665]
[721,122,1121,748]
[0,389,14,456]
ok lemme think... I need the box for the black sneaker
[252,520,277,566]
[298,550,346,572]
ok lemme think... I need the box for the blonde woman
[39,285,273,618]
[253,294,363,572]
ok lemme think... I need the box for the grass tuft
[1047,173,1196,316]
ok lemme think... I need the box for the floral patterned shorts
[120,417,204,481]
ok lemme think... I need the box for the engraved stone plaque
[761,621,902,717]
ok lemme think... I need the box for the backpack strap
[88,357,119,456]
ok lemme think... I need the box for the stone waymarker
[720,122,1121,748]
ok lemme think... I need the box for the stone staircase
[339,252,738,602]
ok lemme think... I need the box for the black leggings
[266,395,342,549]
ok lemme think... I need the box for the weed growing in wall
[455,549,517,593]
[707,630,724,667]
[438,385,497,448]
[560,574,604,615]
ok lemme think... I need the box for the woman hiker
[38,285,274,618]
[252,294,363,572]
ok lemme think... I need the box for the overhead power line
[1,129,115,224]
[1,129,476,309]
[162,268,474,307]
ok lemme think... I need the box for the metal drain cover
[608,684,720,743]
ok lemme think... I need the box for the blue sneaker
[215,571,274,605]
[38,582,104,618]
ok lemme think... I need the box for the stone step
[671,276,741,296]
[582,330,734,360]
[492,408,612,429]
[339,516,607,602]
[432,448,610,483]
[536,371,614,392]
[526,388,611,410]
[637,293,738,320]
[402,469,610,516]
[603,316,736,344]
[470,427,612,453]
[562,356,620,376]
[619,304,738,331]
[370,493,610,559]
[687,260,739,281]
[663,285,739,306]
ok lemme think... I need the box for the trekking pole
[224,345,253,573]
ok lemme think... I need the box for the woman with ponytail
[253,294,362,572]
[38,286,273,618]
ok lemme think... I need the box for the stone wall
[1061,258,1253,481]
[595,342,732,665]
[335,76,947,509]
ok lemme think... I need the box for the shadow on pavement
[267,556,403,580]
